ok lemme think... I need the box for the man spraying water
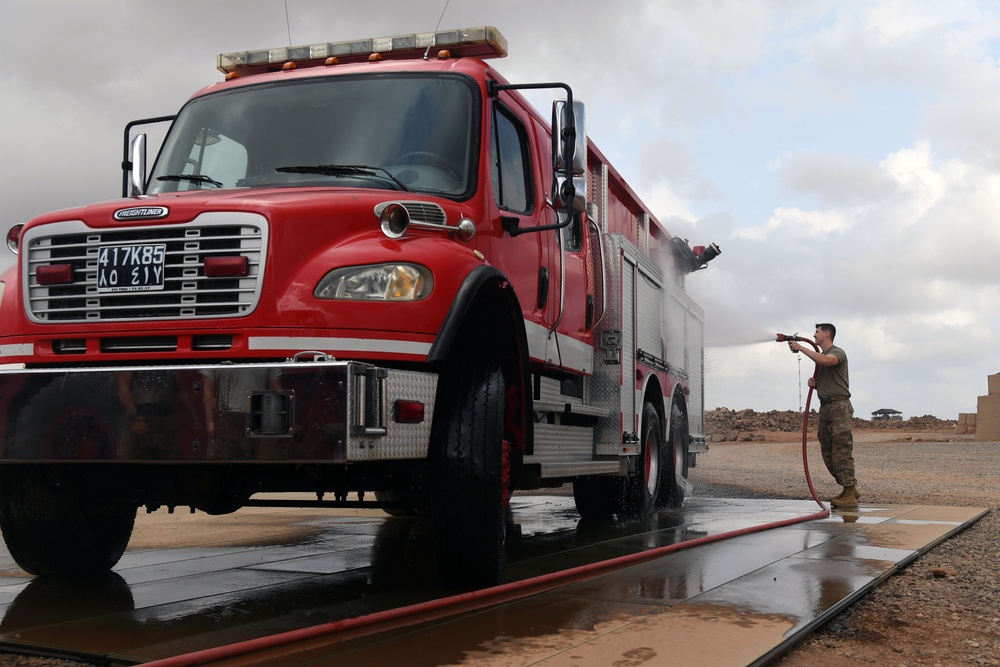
[786,323,860,508]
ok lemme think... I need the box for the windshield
[147,73,478,198]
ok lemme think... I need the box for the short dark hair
[816,322,837,340]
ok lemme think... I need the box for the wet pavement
[0,496,986,666]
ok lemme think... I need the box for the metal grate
[400,201,446,225]
[25,217,266,323]
[374,201,447,226]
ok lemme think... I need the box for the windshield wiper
[156,174,224,188]
[275,164,409,192]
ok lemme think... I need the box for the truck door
[486,98,558,365]
[527,113,593,376]
[550,195,595,375]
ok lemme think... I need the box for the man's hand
[788,341,805,354]
[807,377,816,389]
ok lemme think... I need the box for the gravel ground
[689,433,999,667]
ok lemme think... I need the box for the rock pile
[704,407,957,443]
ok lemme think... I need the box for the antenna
[284,0,293,47]
[423,0,453,59]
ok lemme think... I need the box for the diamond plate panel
[591,234,627,455]
[345,368,437,461]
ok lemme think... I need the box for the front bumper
[0,360,436,463]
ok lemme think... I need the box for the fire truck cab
[0,27,719,586]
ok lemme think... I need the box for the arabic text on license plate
[97,244,166,292]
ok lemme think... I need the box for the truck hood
[23,187,450,231]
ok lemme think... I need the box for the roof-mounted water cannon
[693,243,721,266]
[670,238,722,274]
[217,26,508,77]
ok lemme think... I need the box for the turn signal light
[394,400,425,424]
[36,264,75,285]
[204,256,250,277]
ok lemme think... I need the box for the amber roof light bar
[217,26,508,76]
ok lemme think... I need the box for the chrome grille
[24,215,267,323]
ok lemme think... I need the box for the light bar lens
[218,26,507,75]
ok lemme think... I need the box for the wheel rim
[645,418,660,497]
[673,422,684,479]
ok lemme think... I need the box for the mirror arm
[488,80,577,236]
[121,114,176,197]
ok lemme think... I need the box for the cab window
[491,105,533,214]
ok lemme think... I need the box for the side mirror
[552,100,587,176]
[129,134,147,197]
[551,100,588,213]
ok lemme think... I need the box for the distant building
[872,408,902,421]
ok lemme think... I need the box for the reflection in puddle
[0,573,135,632]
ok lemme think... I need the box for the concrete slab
[0,497,986,667]
[228,500,985,667]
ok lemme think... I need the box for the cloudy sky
[3,1,999,419]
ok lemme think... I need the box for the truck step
[532,400,609,418]
[533,460,624,478]
[525,422,596,463]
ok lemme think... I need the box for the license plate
[97,243,167,293]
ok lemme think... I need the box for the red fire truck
[0,27,719,586]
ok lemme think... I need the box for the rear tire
[430,362,508,587]
[0,467,136,577]
[660,403,690,508]
[618,403,663,518]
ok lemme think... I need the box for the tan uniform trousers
[817,397,856,487]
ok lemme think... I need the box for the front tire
[0,467,137,576]
[430,362,508,587]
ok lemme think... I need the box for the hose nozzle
[776,333,805,343]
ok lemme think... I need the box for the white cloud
[773,151,897,206]
[4,1,1000,422]
[737,206,858,240]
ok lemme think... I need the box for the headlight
[315,264,432,301]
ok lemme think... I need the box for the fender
[428,264,532,454]
[427,264,524,364]
[639,370,665,431]
[667,382,689,434]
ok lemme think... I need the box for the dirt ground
[690,426,999,667]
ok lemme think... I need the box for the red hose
[141,357,831,667]
[796,336,828,509]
